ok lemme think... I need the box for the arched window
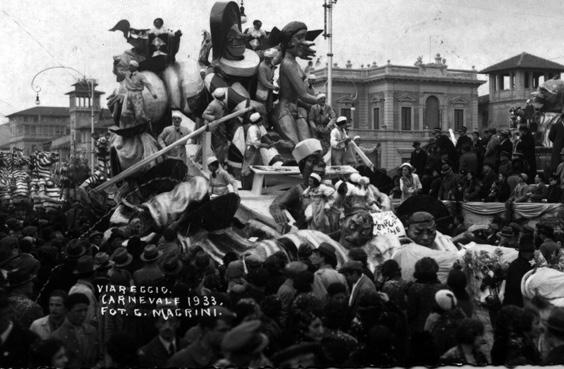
[424,96,440,128]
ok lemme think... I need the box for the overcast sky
[1,0,564,120]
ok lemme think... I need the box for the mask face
[225,25,246,60]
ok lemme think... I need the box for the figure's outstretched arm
[284,62,318,105]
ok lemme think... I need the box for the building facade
[479,52,564,129]
[311,54,484,169]
[5,79,113,163]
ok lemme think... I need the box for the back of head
[414,257,439,282]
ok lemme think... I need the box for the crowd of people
[1,194,564,368]
[399,125,564,204]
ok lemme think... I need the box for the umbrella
[395,195,451,234]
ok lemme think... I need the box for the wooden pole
[93,107,253,192]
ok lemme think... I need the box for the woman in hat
[303,173,337,233]
[399,162,422,203]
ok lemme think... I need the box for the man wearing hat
[503,234,535,307]
[203,89,229,163]
[167,307,235,368]
[69,255,98,326]
[158,110,191,162]
[432,127,458,171]
[270,138,326,232]
[339,260,376,312]
[497,226,515,247]
[218,320,272,368]
[241,112,275,184]
[119,60,158,125]
[410,141,428,176]
[309,94,336,154]
[256,48,278,112]
[437,163,461,201]
[542,307,564,364]
[483,128,500,169]
[207,155,239,196]
[499,129,513,160]
[133,244,164,285]
[330,116,351,165]
[455,126,473,156]
[310,243,347,301]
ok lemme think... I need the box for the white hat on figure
[292,139,322,163]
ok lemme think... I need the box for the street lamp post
[31,66,96,174]
[323,0,337,106]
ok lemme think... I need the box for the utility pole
[323,0,336,106]
[90,79,95,174]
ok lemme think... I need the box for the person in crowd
[118,60,159,124]
[241,112,275,187]
[310,243,347,301]
[348,247,374,281]
[462,170,482,202]
[498,226,516,247]
[302,173,337,233]
[379,259,407,311]
[542,307,564,365]
[472,130,485,166]
[0,287,39,368]
[527,173,549,202]
[447,268,473,317]
[7,259,43,329]
[339,260,377,313]
[138,315,186,367]
[437,162,461,200]
[207,156,239,196]
[483,128,500,169]
[547,174,564,203]
[202,89,228,162]
[133,244,164,285]
[399,162,422,202]
[69,255,98,326]
[52,293,99,368]
[255,48,279,114]
[515,124,537,179]
[277,261,308,312]
[424,289,467,358]
[29,338,69,369]
[504,234,535,307]
[308,94,336,154]
[410,141,428,176]
[455,126,473,156]
[167,308,235,368]
[29,289,67,340]
[157,110,191,162]
[459,144,478,175]
[440,318,489,365]
[217,320,272,368]
[499,130,513,160]
[432,127,458,170]
[556,148,564,189]
[511,173,530,202]
[105,332,140,367]
[491,305,540,365]
[330,116,351,166]
[487,172,510,202]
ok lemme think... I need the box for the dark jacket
[459,151,479,175]
[0,322,39,368]
[543,344,564,365]
[456,135,473,154]
[406,281,443,333]
[52,319,99,368]
[549,119,564,172]
[410,149,428,175]
[503,256,533,307]
[515,133,536,178]
[138,336,186,368]
[349,274,377,313]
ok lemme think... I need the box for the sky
[1,0,564,121]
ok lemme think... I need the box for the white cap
[249,112,262,123]
[309,173,321,182]
[349,173,361,184]
[213,89,225,99]
[336,116,347,125]
[317,93,326,99]
[359,176,370,185]
[129,60,139,68]
[399,162,413,170]
[335,180,345,190]
[206,156,219,166]
[292,139,322,163]
[171,110,183,119]
[435,290,458,311]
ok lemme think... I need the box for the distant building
[5,79,113,163]
[311,54,484,169]
[479,52,564,129]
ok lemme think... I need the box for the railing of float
[93,106,254,193]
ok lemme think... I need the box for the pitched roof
[6,106,69,117]
[480,52,564,73]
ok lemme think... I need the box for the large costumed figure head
[277,21,321,61]
[340,211,375,249]
[406,211,437,248]
[210,1,259,77]
[532,79,564,113]
[292,139,326,184]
